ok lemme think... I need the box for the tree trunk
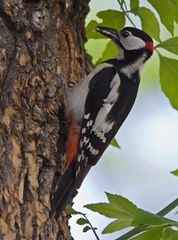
[0,0,90,239]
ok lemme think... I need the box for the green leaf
[161,228,178,240]
[110,138,121,149]
[66,205,81,215]
[102,219,131,234]
[159,54,178,110]
[85,194,137,221]
[131,209,174,226]
[97,10,125,29]
[106,193,137,216]
[85,203,129,218]
[83,226,91,232]
[170,169,178,177]
[86,10,125,40]
[156,37,178,55]
[76,218,88,225]
[171,0,178,23]
[96,40,118,64]
[131,7,160,41]
[86,20,106,40]
[148,0,175,35]
[130,229,163,240]
[130,0,139,10]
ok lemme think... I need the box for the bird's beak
[95,26,119,41]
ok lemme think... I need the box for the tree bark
[0,0,90,239]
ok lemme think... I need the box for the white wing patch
[78,150,85,162]
[81,127,86,134]
[79,135,89,149]
[78,71,120,158]
[83,136,90,145]
[87,143,99,156]
[87,120,93,128]
[91,73,121,143]
[84,113,90,119]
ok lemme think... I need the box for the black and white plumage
[51,26,153,217]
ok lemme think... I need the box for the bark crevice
[0,0,90,239]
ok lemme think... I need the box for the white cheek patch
[120,36,145,50]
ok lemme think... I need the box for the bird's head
[95,26,153,63]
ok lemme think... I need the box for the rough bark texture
[0,0,90,239]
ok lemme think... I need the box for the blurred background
[69,0,178,239]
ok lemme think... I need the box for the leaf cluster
[69,193,178,240]
[86,0,178,110]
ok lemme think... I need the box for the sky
[69,1,178,239]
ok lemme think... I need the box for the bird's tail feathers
[51,164,77,218]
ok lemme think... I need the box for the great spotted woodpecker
[51,26,153,217]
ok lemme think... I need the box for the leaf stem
[117,0,136,27]
[82,213,100,240]
[115,198,178,240]
[157,198,178,216]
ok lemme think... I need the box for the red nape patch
[146,41,154,52]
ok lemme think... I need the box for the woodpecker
[51,26,153,217]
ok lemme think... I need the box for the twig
[157,198,178,216]
[82,213,100,240]
[117,0,136,27]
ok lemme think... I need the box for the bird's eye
[121,30,130,38]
